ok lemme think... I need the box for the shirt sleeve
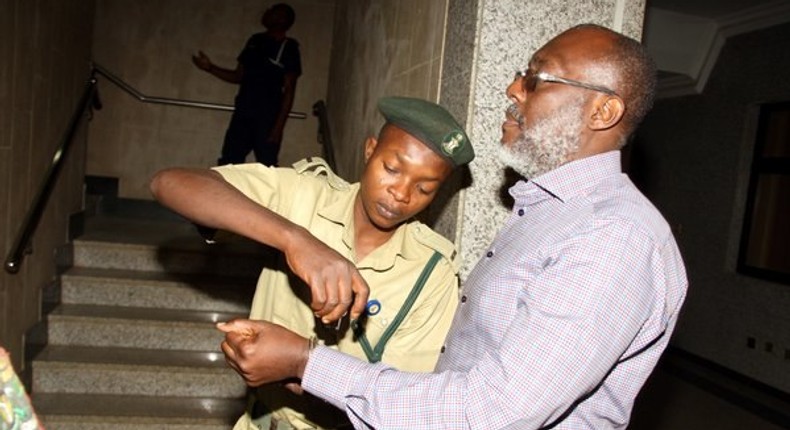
[236,34,257,64]
[303,221,660,429]
[283,38,302,77]
[212,163,300,216]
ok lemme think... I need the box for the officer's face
[358,125,452,231]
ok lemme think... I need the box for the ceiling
[647,0,785,19]
[643,0,790,97]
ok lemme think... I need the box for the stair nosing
[31,345,231,369]
[33,392,245,420]
[48,303,247,324]
[61,266,257,286]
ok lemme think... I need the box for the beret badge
[441,130,466,157]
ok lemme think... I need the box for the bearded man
[217,23,688,430]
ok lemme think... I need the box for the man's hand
[192,50,212,71]
[218,319,309,387]
[284,228,370,324]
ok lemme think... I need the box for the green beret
[378,97,474,167]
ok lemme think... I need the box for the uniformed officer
[150,96,475,429]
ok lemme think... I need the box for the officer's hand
[218,319,309,386]
[284,228,370,323]
[191,50,212,71]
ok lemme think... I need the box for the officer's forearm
[149,167,297,251]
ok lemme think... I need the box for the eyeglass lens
[515,70,538,93]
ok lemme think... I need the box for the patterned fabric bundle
[1,348,43,430]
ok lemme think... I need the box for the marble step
[72,216,275,277]
[31,345,246,398]
[34,392,245,430]
[33,304,244,351]
[72,238,270,277]
[60,267,254,313]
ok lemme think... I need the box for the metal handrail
[5,65,311,274]
[92,63,307,119]
[5,74,100,274]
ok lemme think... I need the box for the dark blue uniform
[219,33,302,166]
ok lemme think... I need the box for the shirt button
[440,346,446,353]
[518,208,525,216]
[486,251,494,258]
[461,295,467,303]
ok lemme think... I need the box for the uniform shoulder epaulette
[291,157,350,190]
[410,222,461,273]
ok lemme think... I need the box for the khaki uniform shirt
[214,159,460,429]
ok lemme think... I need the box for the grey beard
[498,101,584,179]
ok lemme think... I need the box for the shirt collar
[510,150,622,204]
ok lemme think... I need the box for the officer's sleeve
[212,163,300,216]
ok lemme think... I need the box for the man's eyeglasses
[514,69,617,96]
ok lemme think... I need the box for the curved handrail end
[5,259,20,274]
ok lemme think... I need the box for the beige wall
[0,0,95,369]
[89,0,335,199]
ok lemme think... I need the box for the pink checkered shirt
[303,151,687,429]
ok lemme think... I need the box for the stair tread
[62,266,256,287]
[32,345,231,369]
[75,216,272,254]
[33,392,245,421]
[29,213,262,422]
[49,303,246,324]
[59,267,254,312]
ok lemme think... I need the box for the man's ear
[588,95,625,131]
[363,136,378,162]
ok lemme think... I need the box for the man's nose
[506,78,527,103]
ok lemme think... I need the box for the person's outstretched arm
[192,50,243,84]
[149,167,368,322]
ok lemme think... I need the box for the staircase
[27,199,270,430]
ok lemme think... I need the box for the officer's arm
[150,168,293,246]
[149,167,369,322]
